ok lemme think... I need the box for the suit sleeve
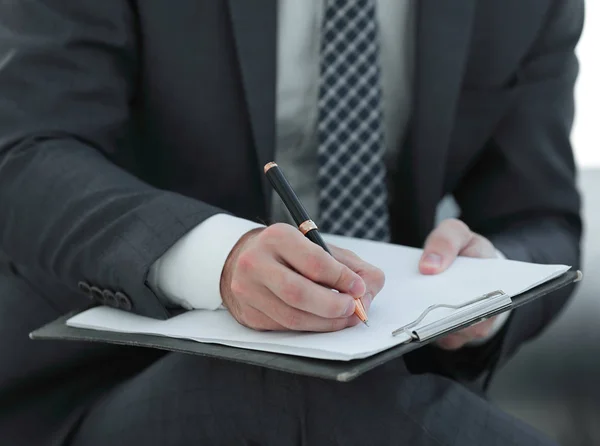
[0,1,226,319]
[405,0,584,385]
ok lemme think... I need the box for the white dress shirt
[147,0,509,343]
[149,0,415,310]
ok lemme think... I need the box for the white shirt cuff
[148,214,264,310]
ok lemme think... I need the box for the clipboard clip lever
[391,290,506,338]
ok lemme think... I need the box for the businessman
[0,0,583,445]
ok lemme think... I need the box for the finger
[419,219,474,275]
[435,333,471,350]
[236,305,287,331]
[247,285,354,332]
[435,318,496,350]
[449,320,494,341]
[459,234,497,259]
[262,224,366,297]
[329,245,386,300]
[468,318,496,338]
[264,262,357,319]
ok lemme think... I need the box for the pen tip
[363,320,370,327]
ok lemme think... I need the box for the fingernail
[344,299,357,317]
[349,278,365,296]
[422,253,442,267]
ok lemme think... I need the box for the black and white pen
[264,161,369,326]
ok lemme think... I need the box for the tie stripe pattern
[317,0,391,241]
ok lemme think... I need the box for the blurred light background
[572,1,600,168]
[488,3,600,445]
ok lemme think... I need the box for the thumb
[419,219,473,275]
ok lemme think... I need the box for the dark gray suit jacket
[0,0,583,443]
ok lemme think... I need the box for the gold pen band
[263,161,278,173]
[299,219,318,235]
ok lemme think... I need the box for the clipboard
[30,269,581,382]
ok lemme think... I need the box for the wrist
[220,227,264,305]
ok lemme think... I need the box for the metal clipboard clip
[391,290,508,340]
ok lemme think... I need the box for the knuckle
[330,268,347,291]
[280,279,304,305]
[229,278,247,298]
[236,251,257,274]
[263,223,291,240]
[339,265,356,285]
[305,252,327,280]
[237,252,257,273]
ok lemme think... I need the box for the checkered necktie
[317,0,390,241]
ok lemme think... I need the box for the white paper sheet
[67,235,570,361]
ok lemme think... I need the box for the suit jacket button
[103,290,118,308]
[78,281,92,298]
[115,292,133,311]
[90,286,106,304]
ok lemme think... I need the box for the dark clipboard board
[30,269,581,382]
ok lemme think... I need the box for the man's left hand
[418,218,500,350]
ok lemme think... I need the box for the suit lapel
[411,0,477,237]
[227,0,277,206]
[226,0,477,229]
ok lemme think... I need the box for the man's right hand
[220,224,385,332]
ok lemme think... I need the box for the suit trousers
[68,352,556,446]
